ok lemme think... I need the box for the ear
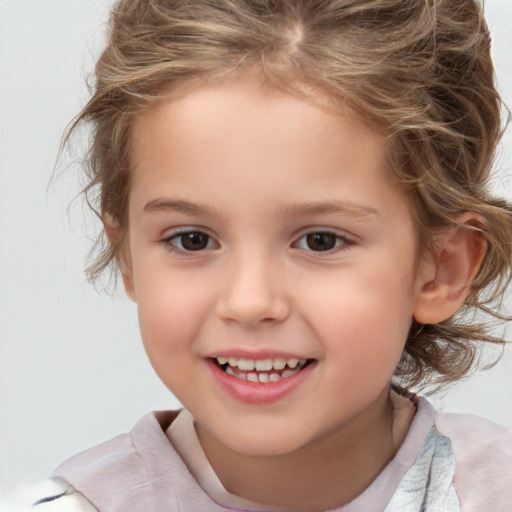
[413,213,486,324]
[103,215,137,302]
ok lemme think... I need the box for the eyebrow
[143,198,378,219]
[281,201,379,218]
[143,199,217,216]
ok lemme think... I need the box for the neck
[196,387,411,511]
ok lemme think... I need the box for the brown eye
[294,231,354,253]
[166,231,216,252]
[305,233,337,251]
[179,232,210,251]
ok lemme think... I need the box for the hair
[66,0,512,390]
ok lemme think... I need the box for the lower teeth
[224,365,302,382]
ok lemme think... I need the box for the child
[13,0,512,510]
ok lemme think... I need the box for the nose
[215,251,290,327]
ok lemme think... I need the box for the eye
[295,231,353,252]
[163,230,217,252]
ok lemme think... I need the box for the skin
[115,76,481,510]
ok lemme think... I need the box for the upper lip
[205,349,313,360]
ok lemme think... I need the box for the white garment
[0,477,96,512]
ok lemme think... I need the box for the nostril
[216,292,290,326]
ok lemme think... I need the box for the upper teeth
[216,357,305,371]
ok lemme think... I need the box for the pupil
[182,232,208,251]
[307,233,336,251]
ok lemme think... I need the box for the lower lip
[206,359,316,404]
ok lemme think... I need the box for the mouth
[213,356,313,383]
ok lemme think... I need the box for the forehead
[130,77,391,189]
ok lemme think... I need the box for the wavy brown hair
[66,0,512,390]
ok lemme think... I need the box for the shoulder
[435,410,512,456]
[0,477,97,512]
[0,412,184,512]
[54,410,181,484]
[52,411,218,511]
[434,410,512,510]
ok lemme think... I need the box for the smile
[207,355,316,404]
[214,357,311,383]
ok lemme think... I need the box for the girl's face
[123,77,431,456]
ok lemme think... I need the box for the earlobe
[413,214,486,325]
[103,215,137,302]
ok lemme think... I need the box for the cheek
[298,260,415,371]
[134,268,212,363]
[302,262,416,325]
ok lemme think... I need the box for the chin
[219,427,312,458]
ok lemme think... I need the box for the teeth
[219,357,310,383]
[272,358,287,370]
[255,359,273,371]
[258,373,269,383]
[226,366,248,380]
[217,357,307,371]
[238,358,255,371]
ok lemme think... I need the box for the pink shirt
[50,397,512,511]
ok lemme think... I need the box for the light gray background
[1,0,511,493]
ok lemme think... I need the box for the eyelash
[161,228,355,255]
